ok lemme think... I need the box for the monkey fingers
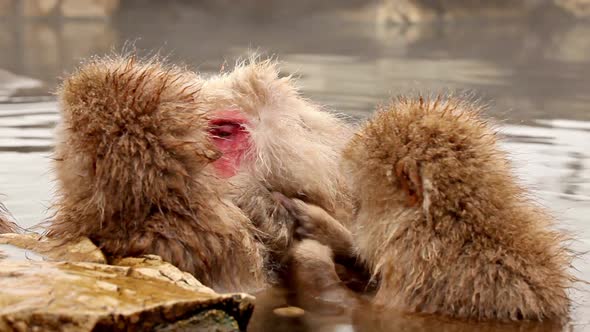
[273,192,355,259]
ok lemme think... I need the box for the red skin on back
[208,110,251,178]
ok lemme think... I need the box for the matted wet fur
[203,59,354,267]
[280,96,575,322]
[47,55,267,292]
[342,96,574,321]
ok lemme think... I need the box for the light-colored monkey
[202,59,355,276]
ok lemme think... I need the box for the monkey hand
[272,192,354,258]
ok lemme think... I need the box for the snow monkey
[281,96,573,322]
[202,59,355,277]
[48,55,267,293]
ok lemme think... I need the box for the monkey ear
[395,158,423,207]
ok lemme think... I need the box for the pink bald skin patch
[208,109,252,178]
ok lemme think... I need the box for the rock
[555,0,590,17]
[0,235,255,331]
[0,69,45,102]
[0,258,254,331]
[272,306,305,318]
[155,310,240,332]
[0,233,106,263]
[112,255,216,294]
[374,0,590,24]
[376,0,436,25]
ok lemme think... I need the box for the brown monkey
[201,59,355,272]
[281,96,574,322]
[47,56,267,293]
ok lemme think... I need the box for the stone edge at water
[0,234,255,331]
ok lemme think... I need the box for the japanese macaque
[201,59,355,273]
[47,56,267,293]
[282,96,574,322]
[0,201,18,234]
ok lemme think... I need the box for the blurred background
[1,0,590,119]
[0,0,589,330]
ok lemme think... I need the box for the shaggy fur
[342,96,573,321]
[202,59,354,264]
[47,56,267,292]
[0,202,18,234]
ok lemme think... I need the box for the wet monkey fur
[202,59,355,275]
[282,96,574,322]
[48,56,267,293]
[46,55,356,291]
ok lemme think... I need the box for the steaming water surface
[0,8,589,331]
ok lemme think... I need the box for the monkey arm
[230,176,296,256]
[272,192,355,261]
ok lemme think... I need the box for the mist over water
[0,5,589,331]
